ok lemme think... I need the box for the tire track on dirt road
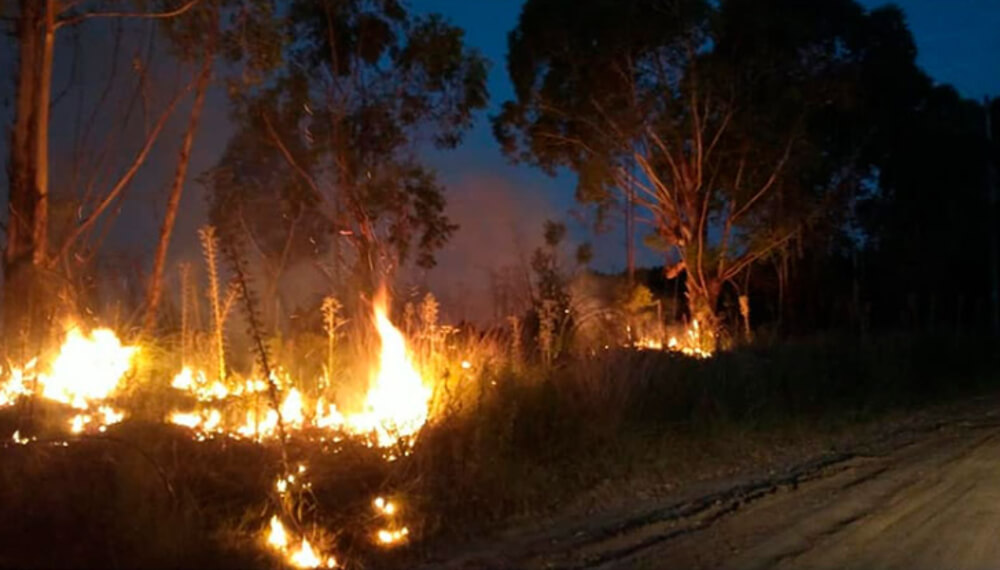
[423,408,1000,570]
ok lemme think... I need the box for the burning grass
[0,286,997,569]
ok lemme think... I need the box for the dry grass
[1,321,998,568]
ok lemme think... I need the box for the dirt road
[426,404,1000,570]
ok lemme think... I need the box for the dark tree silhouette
[494,0,925,345]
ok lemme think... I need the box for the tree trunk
[985,97,999,337]
[684,273,720,351]
[31,0,55,267]
[3,0,43,353]
[625,182,635,285]
[142,56,212,335]
[739,295,751,342]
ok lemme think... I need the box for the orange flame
[344,288,432,447]
[166,289,432,449]
[1,323,136,434]
[40,325,138,408]
[265,516,336,568]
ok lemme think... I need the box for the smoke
[2,16,581,330]
[419,172,559,325]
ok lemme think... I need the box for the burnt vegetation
[0,0,998,568]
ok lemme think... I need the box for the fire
[40,325,138,408]
[268,515,289,549]
[265,516,336,568]
[372,494,409,547]
[373,496,396,515]
[169,411,203,429]
[281,388,305,429]
[0,323,136,434]
[69,405,125,434]
[11,430,34,445]
[344,290,432,447]
[0,358,34,407]
[314,397,346,430]
[165,289,431,450]
[289,538,324,568]
[169,409,222,433]
[171,367,266,402]
[376,528,409,545]
[632,319,713,358]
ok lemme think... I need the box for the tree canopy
[206,0,489,297]
[494,0,928,342]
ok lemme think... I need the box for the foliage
[494,0,926,334]
[857,86,994,331]
[205,0,489,298]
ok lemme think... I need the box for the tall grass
[404,330,1000,540]
[3,257,999,569]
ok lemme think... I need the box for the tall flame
[40,326,138,408]
[165,290,432,448]
[0,323,136,434]
[345,289,431,447]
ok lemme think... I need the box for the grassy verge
[1,332,997,568]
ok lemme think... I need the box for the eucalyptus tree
[494,0,922,344]
[3,0,216,345]
[205,0,488,302]
[142,0,282,333]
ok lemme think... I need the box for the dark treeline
[498,0,1000,343]
[728,89,1000,337]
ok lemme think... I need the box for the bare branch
[704,105,734,163]
[722,229,797,282]
[58,1,88,15]
[261,111,329,209]
[56,0,201,29]
[729,130,798,223]
[633,153,681,222]
[717,199,735,277]
[644,128,683,189]
[695,164,712,296]
[50,77,197,267]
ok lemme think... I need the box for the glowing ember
[11,430,32,445]
[372,494,409,547]
[373,496,396,516]
[344,289,432,447]
[376,527,409,546]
